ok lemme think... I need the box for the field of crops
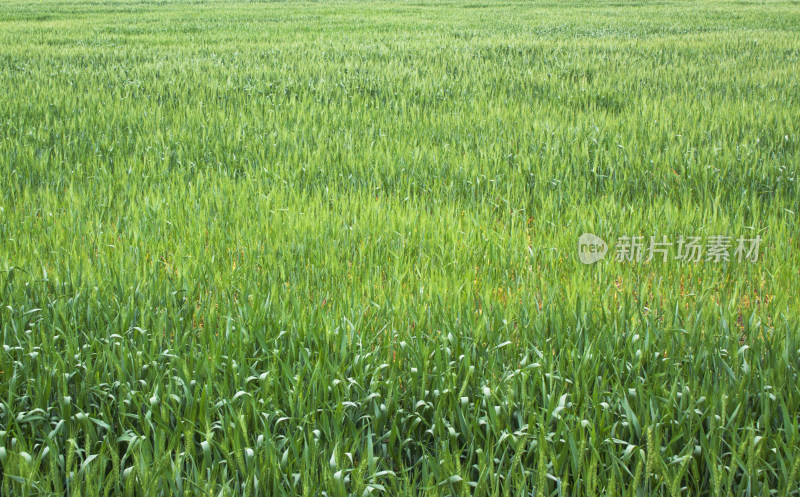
[1,0,799,495]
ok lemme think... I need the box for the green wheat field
[1,0,799,495]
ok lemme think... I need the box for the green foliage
[1,0,799,495]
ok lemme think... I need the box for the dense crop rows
[1,0,799,495]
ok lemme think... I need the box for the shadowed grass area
[0,0,799,495]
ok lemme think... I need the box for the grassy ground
[1,0,799,495]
